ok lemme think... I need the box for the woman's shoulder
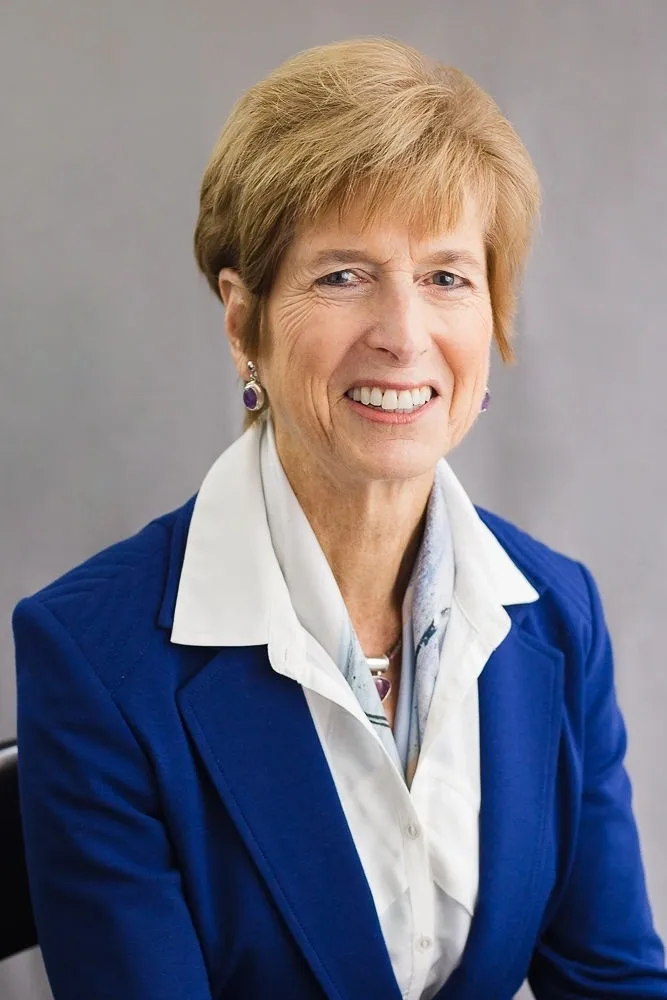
[13,493,197,660]
[476,504,596,624]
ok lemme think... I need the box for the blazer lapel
[437,609,565,999]
[177,643,402,1000]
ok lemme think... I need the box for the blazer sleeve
[527,561,667,998]
[13,596,213,1000]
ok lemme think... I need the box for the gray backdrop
[2,2,666,997]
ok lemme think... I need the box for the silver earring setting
[242,361,265,411]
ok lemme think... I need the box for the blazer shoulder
[476,505,592,621]
[13,495,197,682]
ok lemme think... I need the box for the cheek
[449,300,493,367]
[265,298,352,400]
[442,333,491,383]
[437,307,492,412]
[263,300,314,382]
[451,338,490,377]
[284,297,353,358]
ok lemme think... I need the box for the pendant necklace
[366,634,403,703]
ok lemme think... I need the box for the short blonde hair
[194,37,541,428]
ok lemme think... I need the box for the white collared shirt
[171,419,539,999]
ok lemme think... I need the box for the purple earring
[480,387,490,413]
[242,361,265,411]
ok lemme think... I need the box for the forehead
[288,192,487,266]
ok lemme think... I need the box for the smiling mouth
[345,385,436,412]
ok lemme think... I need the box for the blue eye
[317,269,356,286]
[432,271,463,288]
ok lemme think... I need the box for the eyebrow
[306,247,486,274]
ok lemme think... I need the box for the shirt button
[417,935,432,952]
[406,822,421,840]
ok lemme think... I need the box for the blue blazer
[13,495,667,999]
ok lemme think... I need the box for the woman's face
[234,195,493,487]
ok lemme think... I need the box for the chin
[351,439,445,482]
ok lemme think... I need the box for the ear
[218,268,251,379]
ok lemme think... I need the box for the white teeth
[347,385,434,410]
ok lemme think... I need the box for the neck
[273,423,433,654]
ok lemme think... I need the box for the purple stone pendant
[480,387,490,413]
[373,675,392,702]
[242,361,265,411]
[367,640,400,704]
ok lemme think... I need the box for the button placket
[401,811,436,1000]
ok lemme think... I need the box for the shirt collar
[170,420,538,649]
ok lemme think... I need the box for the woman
[13,37,667,1000]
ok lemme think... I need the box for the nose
[363,278,430,364]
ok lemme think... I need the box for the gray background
[2,1,666,997]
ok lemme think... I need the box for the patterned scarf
[260,416,455,787]
[336,464,454,786]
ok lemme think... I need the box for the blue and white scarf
[260,415,454,787]
[337,465,454,785]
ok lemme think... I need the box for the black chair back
[0,741,37,960]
